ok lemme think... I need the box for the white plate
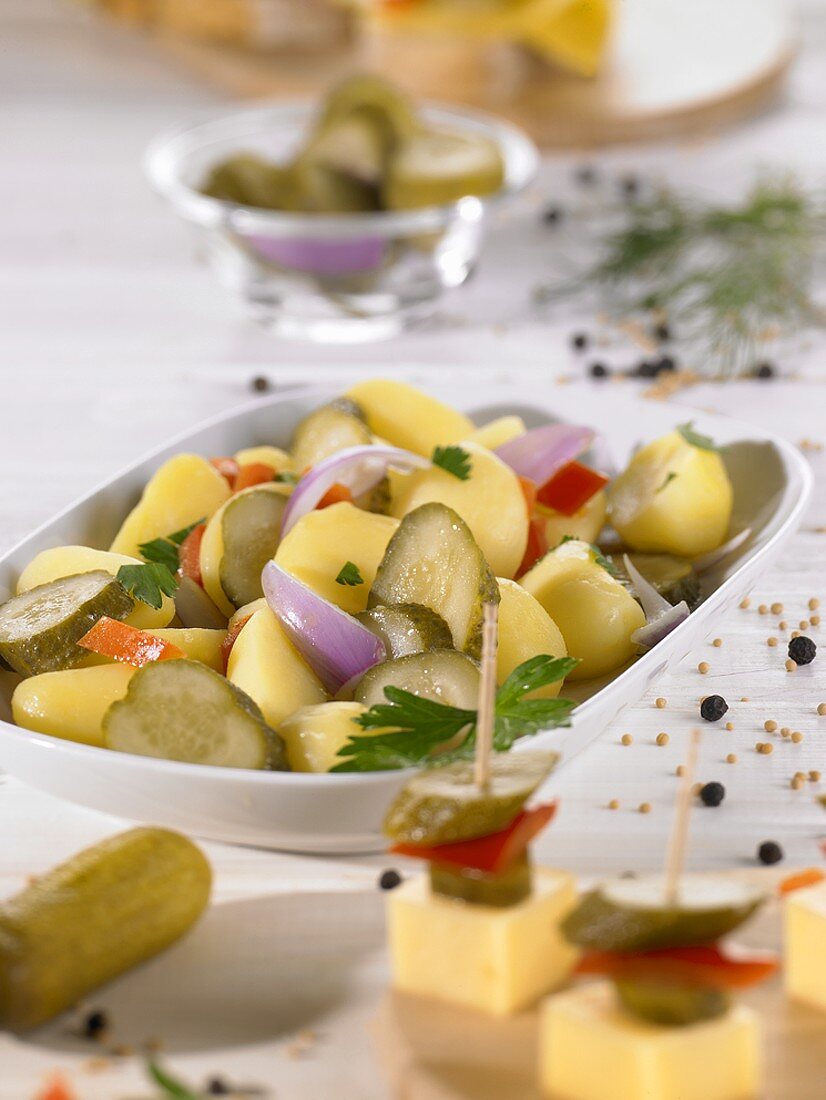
[0,383,812,853]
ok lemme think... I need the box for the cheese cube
[785,881,826,1010]
[387,868,578,1016]
[539,982,760,1100]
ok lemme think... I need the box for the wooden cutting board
[153,0,796,148]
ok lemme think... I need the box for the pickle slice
[356,603,453,658]
[0,571,134,678]
[201,153,291,209]
[316,74,418,156]
[0,826,211,1032]
[384,128,505,210]
[291,398,372,472]
[615,979,730,1027]
[104,659,287,770]
[562,875,765,952]
[369,502,499,660]
[284,161,380,215]
[383,750,557,845]
[299,112,387,188]
[353,649,479,709]
[614,553,701,610]
[219,488,288,609]
[430,853,532,908]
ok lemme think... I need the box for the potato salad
[0,381,739,773]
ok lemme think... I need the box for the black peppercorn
[699,781,726,807]
[757,840,783,865]
[542,205,563,225]
[620,175,640,199]
[700,695,729,722]
[633,360,658,378]
[250,375,270,393]
[788,636,817,666]
[379,869,402,891]
[206,1079,231,1096]
[755,362,775,380]
[589,361,609,379]
[571,332,589,351]
[653,322,671,343]
[83,1009,108,1039]
[575,165,598,187]
[655,355,676,374]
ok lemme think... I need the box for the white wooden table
[1,2,825,1095]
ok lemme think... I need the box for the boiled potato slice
[291,399,372,471]
[234,445,293,473]
[16,546,175,630]
[200,483,292,617]
[12,664,135,748]
[278,701,367,773]
[608,430,733,557]
[227,606,326,728]
[467,416,526,451]
[497,578,567,699]
[110,454,230,558]
[345,379,474,457]
[538,490,607,550]
[274,503,399,615]
[390,441,528,578]
[521,539,644,680]
[146,629,224,671]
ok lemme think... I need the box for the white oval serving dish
[0,383,812,853]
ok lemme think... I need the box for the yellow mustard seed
[811,615,821,626]
[740,696,750,702]
[757,742,773,755]
[809,598,820,611]
[758,604,768,615]
[817,703,826,716]
[764,720,778,733]
[792,731,804,743]
[810,770,821,782]
[786,658,798,672]
[800,620,810,631]
[771,602,784,615]
[656,732,670,747]
[739,597,751,609]
[791,631,801,640]
[698,662,710,674]
[725,721,734,731]
[767,637,778,647]
[676,765,686,777]
[655,697,667,709]
[791,776,805,790]
[779,620,788,630]
[621,734,634,746]
[608,799,620,810]
[794,771,806,781]
[639,802,652,814]
[712,638,723,647]
[726,753,738,764]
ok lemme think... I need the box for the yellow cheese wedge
[784,881,826,1011]
[519,0,612,77]
[539,981,760,1100]
[388,869,578,1016]
[12,665,135,748]
[110,454,230,559]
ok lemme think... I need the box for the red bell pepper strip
[317,483,354,509]
[210,456,240,486]
[537,461,609,517]
[391,802,557,876]
[576,943,778,990]
[778,868,826,895]
[78,618,184,667]
[233,462,276,493]
[221,614,252,674]
[178,522,205,587]
[517,517,549,578]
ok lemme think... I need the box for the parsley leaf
[336,561,364,587]
[138,518,204,573]
[432,445,472,481]
[146,1060,199,1100]
[116,562,179,610]
[677,422,722,453]
[331,654,579,772]
[657,471,678,493]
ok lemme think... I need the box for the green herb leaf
[146,1060,199,1100]
[274,471,298,484]
[331,654,578,772]
[116,562,179,610]
[335,561,364,587]
[432,445,472,481]
[557,536,617,577]
[138,519,205,573]
[657,471,678,493]
[677,422,722,453]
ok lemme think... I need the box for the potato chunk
[12,664,135,747]
[497,579,567,698]
[278,701,367,772]
[345,379,474,456]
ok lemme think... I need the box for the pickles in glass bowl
[144,76,537,343]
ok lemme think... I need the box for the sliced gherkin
[384,128,505,210]
[290,398,372,472]
[219,487,287,609]
[615,979,730,1027]
[356,603,453,659]
[0,826,210,1032]
[353,649,479,709]
[369,502,499,660]
[284,160,380,215]
[383,750,557,846]
[561,875,765,953]
[613,552,702,610]
[299,112,387,188]
[0,571,134,678]
[200,153,291,209]
[430,853,532,908]
[316,73,418,157]
[104,659,287,770]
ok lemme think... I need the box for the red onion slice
[262,560,385,694]
[624,554,690,650]
[692,528,753,574]
[280,444,429,537]
[496,423,594,485]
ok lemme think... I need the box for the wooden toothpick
[473,602,499,790]
[664,727,702,905]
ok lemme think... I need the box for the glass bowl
[144,102,538,343]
